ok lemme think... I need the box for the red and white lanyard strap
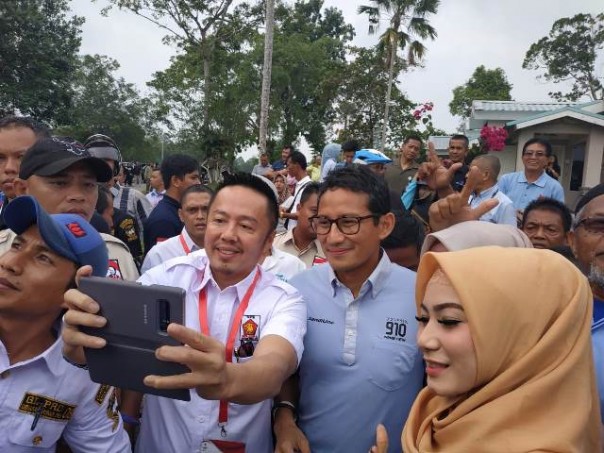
[179,233,191,254]
[197,268,261,436]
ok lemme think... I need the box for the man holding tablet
[62,173,306,452]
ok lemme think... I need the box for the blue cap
[4,196,109,277]
[353,149,393,165]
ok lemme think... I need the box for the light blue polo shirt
[290,253,423,453]
[498,170,564,211]
[468,184,516,226]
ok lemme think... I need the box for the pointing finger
[473,198,500,219]
[459,165,480,203]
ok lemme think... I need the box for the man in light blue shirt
[273,165,423,453]
[468,155,516,226]
[498,138,564,213]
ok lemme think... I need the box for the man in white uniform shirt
[0,196,130,452]
[280,151,312,231]
[62,173,307,453]
[141,184,214,272]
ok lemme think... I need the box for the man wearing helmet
[84,135,152,243]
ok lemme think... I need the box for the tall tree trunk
[201,38,213,129]
[258,0,275,154]
[380,33,398,152]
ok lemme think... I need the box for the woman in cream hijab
[374,246,601,452]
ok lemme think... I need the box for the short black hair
[212,172,278,231]
[523,137,552,157]
[0,116,51,138]
[341,140,361,152]
[319,165,390,217]
[404,134,423,146]
[381,210,425,254]
[472,154,501,179]
[288,150,307,170]
[450,134,469,149]
[522,197,572,233]
[300,182,320,205]
[180,184,215,205]
[160,154,199,189]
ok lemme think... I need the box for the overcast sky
[71,0,603,134]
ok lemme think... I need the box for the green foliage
[358,0,439,66]
[358,0,439,150]
[148,0,353,156]
[449,66,513,118]
[335,46,415,147]
[233,156,258,173]
[54,54,159,162]
[0,0,83,123]
[523,13,604,101]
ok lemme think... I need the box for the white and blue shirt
[0,334,130,452]
[290,253,423,453]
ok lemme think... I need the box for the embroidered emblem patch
[18,393,76,422]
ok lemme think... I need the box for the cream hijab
[420,221,532,255]
[403,246,601,452]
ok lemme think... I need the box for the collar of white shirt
[193,254,263,300]
[181,227,201,253]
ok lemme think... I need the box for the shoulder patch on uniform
[19,393,76,422]
[94,384,111,405]
[106,389,119,431]
[118,218,134,230]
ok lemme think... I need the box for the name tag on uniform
[18,392,76,422]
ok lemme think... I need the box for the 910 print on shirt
[383,317,408,342]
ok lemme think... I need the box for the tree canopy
[1,0,446,162]
[0,0,83,123]
[523,13,604,102]
[449,66,513,119]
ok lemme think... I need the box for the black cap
[575,184,604,214]
[19,137,113,183]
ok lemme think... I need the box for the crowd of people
[0,114,602,452]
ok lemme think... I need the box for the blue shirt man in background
[499,138,564,214]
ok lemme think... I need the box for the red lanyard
[179,233,191,254]
[198,268,261,435]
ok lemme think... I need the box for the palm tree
[359,0,439,152]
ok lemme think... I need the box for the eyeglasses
[575,216,604,234]
[523,151,547,158]
[309,214,378,235]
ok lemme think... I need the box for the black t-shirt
[143,194,182,253]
